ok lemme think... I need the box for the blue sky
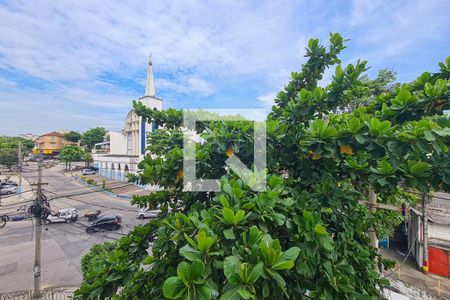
[0,0,449,135]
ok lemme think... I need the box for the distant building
[32,131,65,156]
[409,192,450,277]
[19,133,38,141]
[92,56,163,182]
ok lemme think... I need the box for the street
[0,163,147,293]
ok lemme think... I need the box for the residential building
[92,56,162,182]
[32,131,65,156]
[409,192,450,277]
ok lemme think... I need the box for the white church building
[92,57,163,182]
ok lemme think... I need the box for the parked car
[0,180,17,187]
[136,208,161,219]
[44,208,78,224]
[82,169,96,175]
[0,185,18,195]
[85,215,122,233]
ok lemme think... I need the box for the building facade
[32,131,65,156]
[92,57,163,183]
[409,192,450,277]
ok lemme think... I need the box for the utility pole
[33,150,43,299]
[368,187,378,249]
[18,142,22,197]
[422,192,429,273]
[368,187,378,271]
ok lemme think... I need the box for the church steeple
[144,53,156,97]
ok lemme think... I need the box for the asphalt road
[0,163,148,293]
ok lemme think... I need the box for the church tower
[138,54,163,157]
[139,54,163,110]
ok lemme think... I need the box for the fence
[0,288,74,300]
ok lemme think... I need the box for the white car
[0,185,18,195]
[136,208,161,219]
[45,208,78,224]
[82,169,96,175]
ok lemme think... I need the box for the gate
[429,246,449,277]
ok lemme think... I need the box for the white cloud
[157,76,214,96]
[257,92,277,109]
[349,0,450,61]
[0,78,16,87]
[0,0,448,134]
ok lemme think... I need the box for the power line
[45,182,135,202]
[44,189,138,213]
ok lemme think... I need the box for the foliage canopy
[76,34,450,299]
[82,127,106,150]
[58,146,84,170]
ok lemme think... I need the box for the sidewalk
[63,170,153,199]
[381,248,449,299]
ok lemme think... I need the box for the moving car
[136,208,161,219]
[45,208,78,224]
[85,215,122,233]
[0,185,18,195]
[82,168,96,175]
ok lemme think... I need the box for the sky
[0,0,449,136]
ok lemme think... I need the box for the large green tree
[58,146,84,170]
[81,127,106,150]
[76,34,450,299]
[0,136,34,153]
[0,148,18,169]
[0,136,34,170]
[64,131,82,143]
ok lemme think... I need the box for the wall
[429,223,450,241]
[109,131,127,155]
[34,134,64,154]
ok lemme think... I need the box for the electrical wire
[48,193,138,213]
[45,182,135,201]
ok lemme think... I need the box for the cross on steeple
[144,53,155,97]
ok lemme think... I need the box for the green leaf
[249,262,263,283]
[234,209,246,224]
[163,277,186,299]
[180,244,202,261]
[314,224,328,235]
[238,287,252,299]
[191,259,205,281]
[272,260,294,271]
[424,131,435,142]
[223,183,232,194]
[184,233,198,249]
[348,117,361,133]
[281,247,300,262]
[220,285,241,300]
[143,256,155,265]
[177,262,192,283]
[271,271,286,289]
[196,285,212,300]
[223,228,236,240]
[223,256,240,284]
[409,161,431,177]
[219,195,230,207]
[269,175,283,187]
[223,207,235,224]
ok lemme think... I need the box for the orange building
[32,131,65,156]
